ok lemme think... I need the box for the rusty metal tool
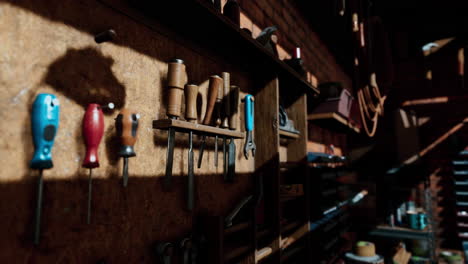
[82,103,113,224]
[165,59,186,189]
[197,75,221,168]
[30,93,60,245]
[115,108,139,187]
[227,85,239,182]
[180,238,193,264]
[243,95,256,159]
[220,72,230,179]
[185,84,198,210]
[214,77,223,168]
[156,242,174,264]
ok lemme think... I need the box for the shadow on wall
[0,172,252,263]
[43,47,126,110]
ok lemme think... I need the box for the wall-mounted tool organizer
[153,119,244,139]
[0,0,337,262]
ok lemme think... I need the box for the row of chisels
[162,58,256,211]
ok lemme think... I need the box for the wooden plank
[283,93,311,263]
[153,119,244,138]
[279,129,300,139]
[100,0,319,96]
[225,222,251,235]
[201,216,224,264]
[254,76,281,263]
[224,245,251,262]
[308,112,360,133]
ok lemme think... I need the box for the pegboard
[0,0,255,262]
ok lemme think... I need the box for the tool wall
[0,1,257,262]
[0,0,356,263]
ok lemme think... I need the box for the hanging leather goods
[354,12,391,137]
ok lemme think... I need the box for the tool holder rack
[152,119,245,139]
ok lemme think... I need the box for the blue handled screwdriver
[30,93,60,245]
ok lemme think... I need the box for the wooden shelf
[279,129,300,139]
[308,112,360,133]
[101,0,319,97]
[153,119,244,138]
[282,221,302,234]
[281,245,305,262]
[370,225,432,240]
[224,245,251,262]
[224,222,250,235]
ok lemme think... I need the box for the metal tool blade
[87,168,92,224]
[214,135,218,167]
[197,135,206,168]
[123,157,129,187]
[188,131,194,210]
[34,169,43,245]
[165,128,175,189]
[223,136,227,180]
[227,138,236,182]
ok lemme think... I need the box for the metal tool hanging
[82,103,113,224]
[30,93,60,245]
[243,94,256,159]
[165,59,186,189]
[115,108,139,187]
[184,84,198,210]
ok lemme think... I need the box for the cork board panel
[0,0,255,262]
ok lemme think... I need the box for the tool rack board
[0,0,255,262]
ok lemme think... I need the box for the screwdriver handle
[167,59,186,119]
[185,84,199,123]
[30,94,60,169]
[229,85,239,130]
[202,75,221,125]
[115,108,139,157]
[221,72,230,128]
[244,95,254,132]
[82,104,105,168]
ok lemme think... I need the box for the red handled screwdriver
[82,103,113,224]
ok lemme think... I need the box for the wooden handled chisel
[185,84,198,210]
[165,59,186,189]
[221,72,230,180]
[197,75,221,168]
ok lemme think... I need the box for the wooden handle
[202,75,221,125]
[215,75,224,127]
[229,85,239,130]
[184,84,198,123]
[115,108,139,157]
[221,72,230,128]
[167,59,186,118]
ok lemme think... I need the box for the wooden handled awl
[165,59,186,189]
[197,75,221,168]
[221,72,230,180]
[185,84,198,210]
[115,108,139,187]
[214,75,224,168]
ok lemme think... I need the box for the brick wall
[222,0,352,90]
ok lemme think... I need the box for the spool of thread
[356,241,376,257]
